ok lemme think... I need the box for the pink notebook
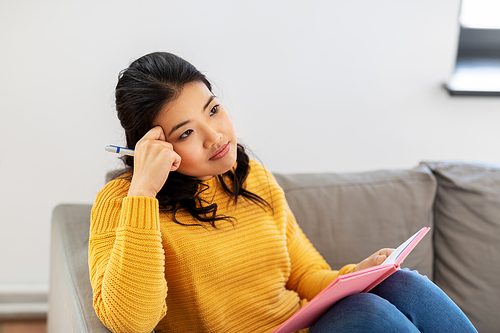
[272,227,430,333]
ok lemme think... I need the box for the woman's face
[154,81,238,180]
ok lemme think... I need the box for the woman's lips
[210,143,230,160]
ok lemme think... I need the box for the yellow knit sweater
[89,160,355,333]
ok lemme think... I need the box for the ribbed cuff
[119,196,160,230]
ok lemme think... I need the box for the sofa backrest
[423,161,500,333]
[273,164,437,279]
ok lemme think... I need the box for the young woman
[89,52,477,333]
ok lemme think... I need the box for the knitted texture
[89,160,356,333]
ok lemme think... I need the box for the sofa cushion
[273,164,436,279]
[424,161,500,333]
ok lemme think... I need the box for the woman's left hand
[354,248,395,272]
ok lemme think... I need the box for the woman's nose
[204,126,222,149]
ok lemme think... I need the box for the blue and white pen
[105,145,135,156]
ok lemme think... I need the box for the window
[445,0,500,96]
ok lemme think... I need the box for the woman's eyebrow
[203,95,215,110]
[168,120,190,137]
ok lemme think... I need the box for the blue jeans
[309,269,477,332]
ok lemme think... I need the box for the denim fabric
[309,269,477,333]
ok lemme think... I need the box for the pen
[105,145,134,156]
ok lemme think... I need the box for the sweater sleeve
[88,179,168,333]
[283,200,356,301]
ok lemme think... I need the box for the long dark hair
[115,52,268,227]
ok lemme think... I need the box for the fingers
[170,152,181,171]
[141,125,166,142]
[355,256,384,272]
[374,254,386,265]
[137,127,181,171]
[377,248,395,258]
[354,248,395,272]
[141,126,180,171]
[367,248,393,261]
[127,126,181,197]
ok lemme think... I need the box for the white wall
[1,0,500,294]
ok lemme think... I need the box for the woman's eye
[210,105,219,116]
[180,129,193,139]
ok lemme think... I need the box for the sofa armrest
[48,204,110,333]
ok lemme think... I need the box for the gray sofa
[48,161,500,332]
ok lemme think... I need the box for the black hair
[115,52,268,227]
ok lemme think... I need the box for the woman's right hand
[127,126,181,198]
